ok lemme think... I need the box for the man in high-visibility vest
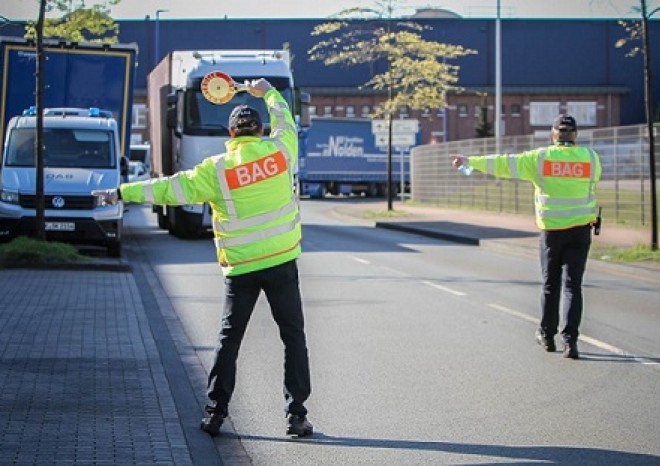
[94,79,313,437]
[452,114,601,360]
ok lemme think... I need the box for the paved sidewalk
[0,263,222,465]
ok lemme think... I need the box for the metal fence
[410,123,660,228]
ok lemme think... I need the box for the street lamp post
[495,0,502,155]
[155,9,168,68]
[641,0,658,250]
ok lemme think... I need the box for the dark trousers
[206,259,311,417]
[539,225,592,343]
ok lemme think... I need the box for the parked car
[128,160,150,182]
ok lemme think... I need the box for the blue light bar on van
[89,107,101,117]
[22,106,37,116]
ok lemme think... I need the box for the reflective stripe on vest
[214,211,301,248]
[536,148,598,218]
[484,154,518,179]
[142,174,187,205]
[212,197,298,233]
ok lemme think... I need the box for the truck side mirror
[166,107,177,130]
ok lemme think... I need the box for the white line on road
[488,303,537,324]
[350,256,371,265]
[422,280,466,296]
[488,303,659,369]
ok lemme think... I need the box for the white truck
[0,107,125,256]
[148,49,306,238]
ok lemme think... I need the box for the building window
[458,104,468,117]
[346,105,355,117]
[398,105,409,117]
[529,101,560,126]
[309,106,317,117]
[361,105,371,117]
[323,105,333,117]
[132,104,147,129]
[511,104,521,117]
[567,101,597,126]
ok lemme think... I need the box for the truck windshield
[5,128,115,168]
[184,76,294,137]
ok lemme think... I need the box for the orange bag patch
[226,151,287,189]
[543,161,591,178]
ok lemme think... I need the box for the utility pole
[495,0,502,155]
[641,0,658,250]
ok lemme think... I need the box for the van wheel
[107,241,121,258]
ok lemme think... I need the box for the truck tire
[155,206,169,229]
[168,206,203,239]
[107,241,121,258]
[366,183,379,198]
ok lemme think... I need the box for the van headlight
[0,189,19,205]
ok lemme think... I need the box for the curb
[1,259,132,272]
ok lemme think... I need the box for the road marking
[488,303,659,370]
[488,303,537,324]
[350,256,371,265]
[422,280,466,296]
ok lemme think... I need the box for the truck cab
[0,107,124,256]
[149,50,304,238]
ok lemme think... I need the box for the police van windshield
[5,128,115,169]
[184,76,293,137]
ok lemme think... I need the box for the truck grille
[19,194,95,210]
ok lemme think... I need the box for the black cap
[228,105,262,132]
[552,114,577,132]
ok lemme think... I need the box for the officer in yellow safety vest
[94,79,313,437]
[452,114,601,360]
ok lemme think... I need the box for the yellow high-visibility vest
[468,144,601,230]
[120,89,301,276]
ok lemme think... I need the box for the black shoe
[286,414,313,437]
[535,329,556,352]
[563,341,579,359]
[200,412,225,437]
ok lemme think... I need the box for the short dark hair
[228,105,262,136]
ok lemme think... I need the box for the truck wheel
[169,206,203,239]
[366,183,379,198]
[156,206,169,229]
[107,241,121,258]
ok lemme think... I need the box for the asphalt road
[124,199,660,466]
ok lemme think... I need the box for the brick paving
[0,269,193,465]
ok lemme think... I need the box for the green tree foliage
[308,1,476,118]
[25,0,120,43]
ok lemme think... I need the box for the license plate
[45,222,75,231]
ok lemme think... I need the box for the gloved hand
[245,78,273,98]
[92,189,120,206]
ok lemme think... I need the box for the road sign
[371,119,419,135]
[374,133,417,147]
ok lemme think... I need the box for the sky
[1,0,657,21]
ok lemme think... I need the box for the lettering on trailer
[225,151,287,189]
[321,136,364,157]
[543,161,591,178]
